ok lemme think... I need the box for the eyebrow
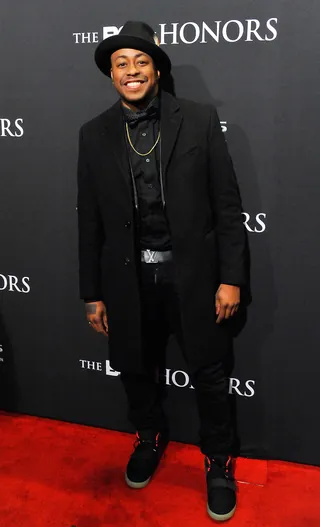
[115,53,147,60]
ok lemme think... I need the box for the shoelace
[132,432,160,458]
[205,456,233,479]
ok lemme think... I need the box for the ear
[156,70,160,80]
[110,69,114,82]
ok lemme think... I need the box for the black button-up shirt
[122,97,171,251]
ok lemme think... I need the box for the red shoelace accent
[134,432,160,448]
[206,455,233,474]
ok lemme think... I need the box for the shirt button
[124,257,130,265]
[142,132,147,137]
[146,158,150,163]
[124,221,131,228]
[148,184,153,189]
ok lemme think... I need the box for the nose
[127,62,139,76]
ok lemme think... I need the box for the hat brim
[94,35,171,77]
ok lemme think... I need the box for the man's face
[110,48,160,107]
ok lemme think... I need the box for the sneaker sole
[125,472,151,489]
[207,503,236,522]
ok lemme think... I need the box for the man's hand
[85,301,108,336]
[215,284,240,324]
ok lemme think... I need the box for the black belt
[141,249,172,263]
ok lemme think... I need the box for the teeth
[127,82,141,87]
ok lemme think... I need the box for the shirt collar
[122,96,159,126]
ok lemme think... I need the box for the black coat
[77,90,248,374]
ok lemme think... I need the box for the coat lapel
[160,90,183,177]
[100,92,182,197]
[101,100,132,196]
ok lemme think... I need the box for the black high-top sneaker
[125,429,169,489]
[205,456,237,522]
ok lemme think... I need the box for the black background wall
[1,1,319,466]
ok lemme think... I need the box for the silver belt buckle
[144,249,157,263]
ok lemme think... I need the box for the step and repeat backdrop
[1,1,319,465]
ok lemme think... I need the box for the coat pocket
[173,145,200,164]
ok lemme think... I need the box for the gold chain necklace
[125,122,161,157]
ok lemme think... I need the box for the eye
[118,62,126,68]
[138,60,147,65]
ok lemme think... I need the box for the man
[77,20,248,522]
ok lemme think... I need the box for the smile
[124,81,145,89]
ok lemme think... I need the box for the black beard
[120,83,158,111]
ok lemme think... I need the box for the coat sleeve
[77,126,105,300]
[208,106,246,286]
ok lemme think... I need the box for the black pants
[120,260,233,457]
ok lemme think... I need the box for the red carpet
[0,412,319,527]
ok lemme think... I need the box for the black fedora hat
[94,20,171,78]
